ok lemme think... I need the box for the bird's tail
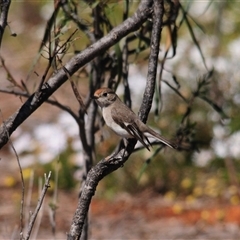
[145,127,177,149]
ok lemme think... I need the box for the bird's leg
[121,138,129,159]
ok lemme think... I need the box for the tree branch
[139,0,164,123]
[67,140,136,239]
[0,0,11,48]
[0,0,153,150]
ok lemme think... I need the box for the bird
[93,87,177,151]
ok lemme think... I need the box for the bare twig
[25,172,52,240]
[62,65,87,115]
[162,79,188,103]
[38,27,78,92]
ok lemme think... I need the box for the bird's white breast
[102,107,131,138]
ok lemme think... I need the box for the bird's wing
[127,122,152,151]
[111,107,151,151]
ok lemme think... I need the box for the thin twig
[62,64,87,115]
[162,79,188,103]
[38,28,78,92]
[25,172,52,240]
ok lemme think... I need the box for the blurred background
[0,0,240,239]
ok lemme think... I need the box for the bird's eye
[102,92,108,97]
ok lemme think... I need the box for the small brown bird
[93,87,177,150]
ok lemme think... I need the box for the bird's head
[93,88,117,108]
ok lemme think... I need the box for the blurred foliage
[41,149,78,190]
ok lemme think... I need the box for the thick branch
[0,0,152,150]
[139,0,164,122]
[67,140,136,239]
